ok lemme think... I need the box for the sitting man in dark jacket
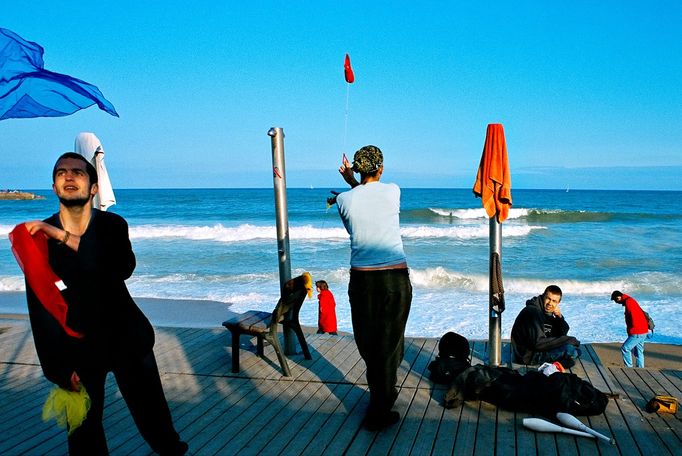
[511,285,581,367]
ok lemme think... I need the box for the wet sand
[590,341,682,370]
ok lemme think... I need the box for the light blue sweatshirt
[336,181,407,268]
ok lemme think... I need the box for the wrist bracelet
[59,230,71,245]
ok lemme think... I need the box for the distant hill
[0,190,45,200]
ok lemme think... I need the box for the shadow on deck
[0,322,680,455]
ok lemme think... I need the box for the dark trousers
[68,351,182,455]
[349,268,412,415]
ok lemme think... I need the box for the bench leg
[266,334,291,377]
[257,336,264,356]
[285,322,312,360]
[230,329,241,373]
[294,325,312,360]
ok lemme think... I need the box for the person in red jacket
[315,280,338,335]
[611,290,649,368]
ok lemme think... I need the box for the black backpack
[428,332,472,385]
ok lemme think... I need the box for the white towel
[74,132,116,211]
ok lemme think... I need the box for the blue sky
[2,1,680,190]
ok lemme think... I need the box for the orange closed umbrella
[472,123,512,366]
[473,124,512,222]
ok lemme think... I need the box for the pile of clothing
[428,332,608,417]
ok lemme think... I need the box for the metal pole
[488,215,502,366]
[268,127,295,354]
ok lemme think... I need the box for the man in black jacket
[511,285,581,367]
[21,153,187,455]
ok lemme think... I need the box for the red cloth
[473,123,512,222]
[344,54,355,83]
[8,224,83,338]
[622,294,648,335]
[317,289,338,333]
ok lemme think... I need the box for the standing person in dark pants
[330,145,412,431]
[12,153,187,455]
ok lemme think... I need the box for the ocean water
[1,188,680,345]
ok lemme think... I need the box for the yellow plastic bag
[302,272,313,298]
[42,385,91,435]
[645,395,678,414]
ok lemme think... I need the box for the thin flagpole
[343,83,350,152]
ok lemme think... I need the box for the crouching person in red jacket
[611,290,649,368]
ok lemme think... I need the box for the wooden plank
[637,369,682,442]
[0,365,50,419]
[296,335,355,382]
[397,338,423,387]
[298,383,364,455]
[365,386,414,455]
[4,323,682,456]
[452,400,480,455]
[407,388,445,455]
[473,401,497,456]
[181,377,279,452]
[0,380,53,434]
[263,381,339,455]
[515,411,538,456]
[193,378,304,454]
[329,339,365,383]
[568,354,611,456]
[648,369,682,398]
[622,369,682,447]
[571,347,626,455]
[214,380,310,454]
[661,369,682,394]
[495,408,516,456]
[157,327,225,373]
[372,386,417,455]
[584,344,622,395]
[237,380,326,453]
[279,382,350,454]
[317,336,362,382]
[402,338,437,389]
[609,367,673,455]
[119,375,258,455]
[0,327,40,365]
[316,386,367,456]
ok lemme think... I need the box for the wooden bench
[223,274,313,376]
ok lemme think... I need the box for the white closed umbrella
[74,132,116,211]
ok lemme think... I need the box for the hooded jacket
[511,295,578,364]
[621,294,648,336]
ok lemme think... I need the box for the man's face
[543,291,561,314]
[52,158,97,207]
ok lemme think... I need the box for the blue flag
[0,28,118,121]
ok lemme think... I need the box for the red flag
[9,224,84,338]
[344,53,355,83]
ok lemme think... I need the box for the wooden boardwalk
[0,321,680,455]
